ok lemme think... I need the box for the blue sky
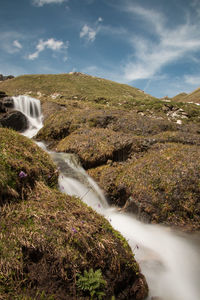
[1,0,200,98]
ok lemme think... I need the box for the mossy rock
[55,127,148,169]
[0,128,58,205]
[89,143,200,231]
[0,181,148,299]
[151,130,200,146]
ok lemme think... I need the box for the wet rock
[3,96,14,108]
[131,274,148,300]
[0,91,7,98]
[0,110,28,132]
[0,101,7,113]
[0,96,14,113]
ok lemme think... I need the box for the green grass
[0,73,156,107]
[1,73,200,122]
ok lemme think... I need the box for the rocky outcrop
[89,142,200,231]
[0,110,28,132]
[0,74,14,81]
[0,96,14,112]
[56,127,143,169]
[0,128,148,299]
[34,98,200,231]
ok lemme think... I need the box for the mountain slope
[0,72,157,105]
[172,88,200,104]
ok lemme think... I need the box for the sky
[1,0,200,98]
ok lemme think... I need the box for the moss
[0,128,58,205]
[89,143,200,231]
[55,128,137,169]
[0,182,147,299]
[0,127,147,299]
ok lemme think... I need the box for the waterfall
[17,96,200,300]
[13,95,43,138]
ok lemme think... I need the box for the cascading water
[17,96,200,300]
[13,95,43,138]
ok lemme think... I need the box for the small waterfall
[13,95,41,118]
[13,95,43,138]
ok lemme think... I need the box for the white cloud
[28,38,68,60]
[80,17,103,43]
[13,40,22,49]
[80,24,97,42]
[32,0,67,6]
[121,4,200,82]
[0,31,25,54]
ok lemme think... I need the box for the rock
[56,127,136,169]
[0,110,28,132]
[0,74,14,81]
[0,101,7,113]
[89,142,200,231]
[0,91,7,98]
[2,96,14,108]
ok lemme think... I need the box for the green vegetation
[0,128,58,205]
[0,73,156,108]
[0,128,147,299]
[1,73,200,122]
[76,268,106,299]
[89,142,200,231]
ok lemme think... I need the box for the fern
[76,268,106,299]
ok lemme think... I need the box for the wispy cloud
[120,3,200,82]
[13,40,22,50]
[32,0,67,7]
[80,17,103,43]
[184,74,200,86]
[28,38,68,60]
[0,31,25,54]
[80,25,97,42]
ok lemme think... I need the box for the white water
[19,96,200,300]
[13,95,43,138]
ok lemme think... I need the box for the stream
[13,95,200,300]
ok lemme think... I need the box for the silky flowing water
[14,95,200,300]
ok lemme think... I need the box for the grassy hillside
[171,92,188,102]
[2,72,200,123]
[0,72,156,105]
[172,88,200,104]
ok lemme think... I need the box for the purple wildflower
[19,171,27,178]
[48,175,51,178]
[72,227,77,233]
[98,204,101,208]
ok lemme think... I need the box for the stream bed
[15,95,200,300]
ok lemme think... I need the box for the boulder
[0,101,7,113]
[0,74,14,81]
[0,110,28,132]
[0,91,7,98]
[2,96,14,108]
